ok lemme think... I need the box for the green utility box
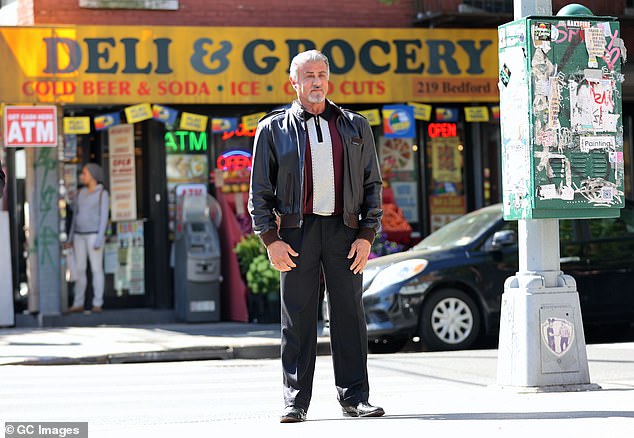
[498,15,625,219]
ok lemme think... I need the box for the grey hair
[289,50,330,81]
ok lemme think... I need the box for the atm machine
[173,184,222,322]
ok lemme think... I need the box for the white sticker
[609,151,624,163]
[570,81,597,132]
[548,76,561,128]
[601,186,614,202]
[603,114,620,132]
[535,79,549,96]
[614,38,628,63]
[579,136,616,152]
[597,22,611,37]
[585,27,606,68]
[583,68,604,81]
[561,185,575,201]
[498,27,507,48]
[539,184,558,199]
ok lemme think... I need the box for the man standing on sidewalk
[249,50,384,423]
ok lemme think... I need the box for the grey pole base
[496,272,596,390]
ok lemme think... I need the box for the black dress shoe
[280,406,307,423]
[341,402,385,418]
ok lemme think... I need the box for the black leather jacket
[248,100,383,246]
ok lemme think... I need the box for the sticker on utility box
[579,136,615,152]
[541,317,574,357]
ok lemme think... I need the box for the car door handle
[560,256,581,263]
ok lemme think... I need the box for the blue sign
[383,104,416,138]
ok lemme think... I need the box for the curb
[2,340,332,366]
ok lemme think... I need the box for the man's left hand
[347,238,371,275]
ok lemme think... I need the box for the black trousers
[279,214,370,411]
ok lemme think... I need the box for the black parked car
[360,202,634,353]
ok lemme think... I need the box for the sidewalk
[0,321,331,365]
[1,322,634,437]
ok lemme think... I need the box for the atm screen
[190,223,205,232]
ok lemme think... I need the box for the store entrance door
[425,121,467,233]
[63,119,171,309]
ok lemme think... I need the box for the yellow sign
[63,116,91,134]
[180,112,208,132]
[357,109,381,126]
[124,103,152,123]
[464,106,490,122]
[0,26,498,105]
[242,112,267,130]
[408,102,432,121]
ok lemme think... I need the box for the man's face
[290,60,329,106]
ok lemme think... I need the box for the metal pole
[497,0,597,390]
[515,0,561,290]
[513,0,552,19]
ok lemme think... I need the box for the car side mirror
[489,230,517,251]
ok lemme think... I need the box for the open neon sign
[217,150,252,171]
[428,123,457,138]
[221,124,256,141]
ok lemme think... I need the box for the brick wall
[31,0,416,27]
[416,0,627,16]
[552,0,626,16]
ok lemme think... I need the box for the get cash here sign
[0,26,498,105]
[3,106,57,147]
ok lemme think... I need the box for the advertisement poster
[380,137,414,173]
[166,154,208,236]
[382,104,416,138]
[64,134,78,160]
[179,112,208,132]
[104,242,118,275]
[390,181,419,223]
[429,195,466,232]
[63,164,78,203]
[431,137,462,183]
[408,102,432,121]
[63,117,91,134]
[108,125,137,221]
[115,221,145,296]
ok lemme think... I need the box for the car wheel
[368,338,408,354]
[419,288,481,351]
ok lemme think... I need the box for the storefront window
[426,122,467,232]
[377,132,420,242]
[211,117,257,235]
[165,129,209,238]
[481,122,502,206]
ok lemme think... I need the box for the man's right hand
[267,240,299,272]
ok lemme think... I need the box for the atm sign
[3,106,58,147]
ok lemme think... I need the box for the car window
[560,219,574,242]
[621,205,634,233]
[414,205,502,250]
[587,215,632,239]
